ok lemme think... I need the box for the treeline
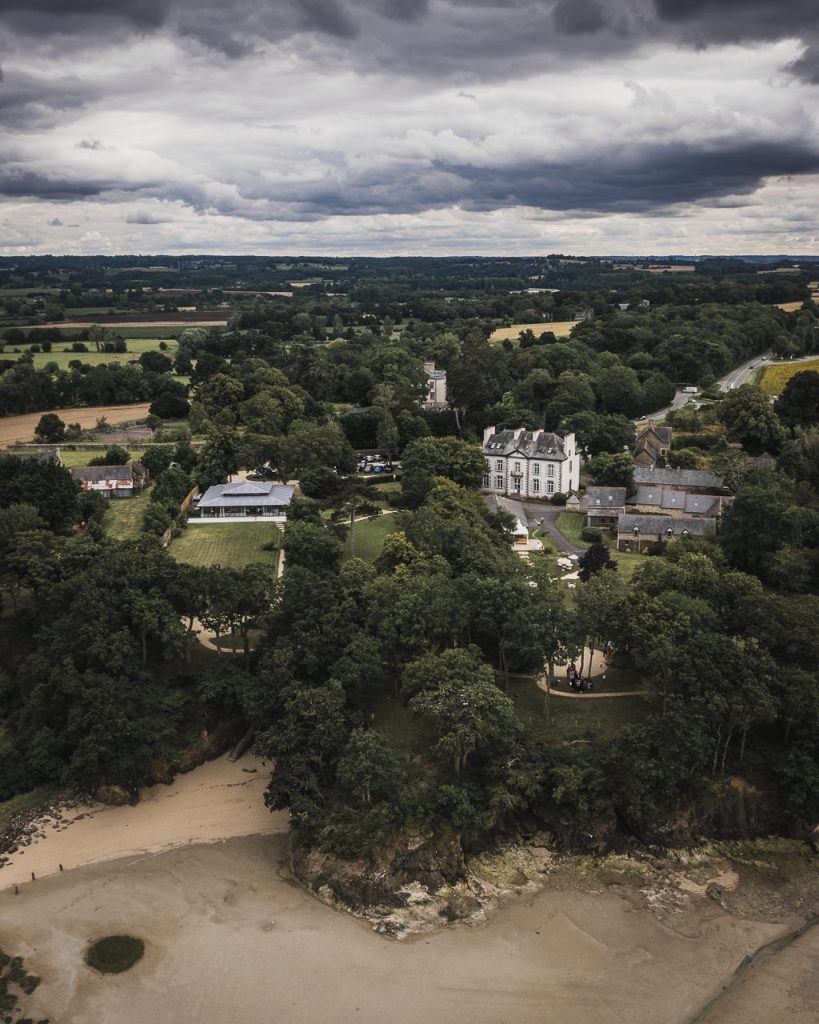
[242,478,818,860]
[0,359,187,416]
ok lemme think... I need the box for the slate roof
[585,486,627,509]
[636,425,672,446]
[617,514,715,537]
[629,487,722,516]
[633,466,723,490]
[483,429,569,461]
[197,481,295,508]
[70,465,133,482]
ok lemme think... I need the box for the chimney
[483,425,496,446]
[531,429,543,443]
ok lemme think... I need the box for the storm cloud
[0,0,818,253]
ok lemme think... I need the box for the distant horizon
[3,252,819,262]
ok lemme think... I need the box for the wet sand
[0,756,287,890]
[3,835,814,1024]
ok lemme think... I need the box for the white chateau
[422,361,447,409]
[481,426,579,499]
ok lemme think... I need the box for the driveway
[496,497,584,555]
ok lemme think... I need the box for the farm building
[616,514,715,552]
[70,465,135,498]
[633,466,723,492]
[582,486,627,528]
[634,425,672,468]
[627,486,729,518]
[190,480,295,522]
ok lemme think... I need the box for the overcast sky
[1,0,818,256]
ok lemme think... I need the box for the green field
[60,448,145,468]
[104,488,154,541]
[345,513,398,562]
[1,336,179,370]
[554,510,646,584]
[169,522,282,569]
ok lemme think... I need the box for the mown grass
[344,513,398,562]
[509,678,648,744]
[555,510,589,547]
[104,487,154,541]
[60,448,145,468]
[169,522,281,569]
[759,357,819,396]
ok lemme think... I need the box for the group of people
[565,663,594,693]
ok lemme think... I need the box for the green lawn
[60,448,145,468]
[509,678,648,745]
[104,487,153,541]
[555,510,589,547]
[344,513,399,562]
[169,522,282,569]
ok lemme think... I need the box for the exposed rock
[95,784,138,806]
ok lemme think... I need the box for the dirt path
[0,403,151,447]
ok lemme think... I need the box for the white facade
[481,426,579,499]
[422,361,447,408]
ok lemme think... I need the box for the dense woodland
[1,255,818,865]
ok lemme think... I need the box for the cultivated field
[490,321,579,343]
[0,403,151,447]
[759,358,819,396]
[775,301,806,312]
[169,522,281,569]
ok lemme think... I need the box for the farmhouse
[190,480,294,522]
[616,514,716,552]
[582,486,627,528]
[70,465,135,498]
[422,361,447,409]
[634,424,672,468]
[481,426,579,499]
[633,466,723,492]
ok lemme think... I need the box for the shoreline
[0,755,287,891]
[3,833,816,1024]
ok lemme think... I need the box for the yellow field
[490,320,579,343]
[759,358,819,396]
[775,301,805,312]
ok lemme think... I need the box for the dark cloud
[48,217,63,225]
[2,0,817,81]
[552,0,607,36]
[0,69,93,128]
[77,139,103,150]
[787,44,819,84]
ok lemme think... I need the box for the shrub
[581,526,603,543]
[551,491,567,505]
[84,935,145,974]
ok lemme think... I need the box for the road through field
[0,403,151,447]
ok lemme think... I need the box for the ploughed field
[490,321,579,343]
[0,403,152,447]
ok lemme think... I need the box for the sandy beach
[3,834,816,1024]
[1,755,816,1024]
[0,756,287,890]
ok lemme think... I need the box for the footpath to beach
[0,756,288,891]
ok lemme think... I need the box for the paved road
[495,496,584,555]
